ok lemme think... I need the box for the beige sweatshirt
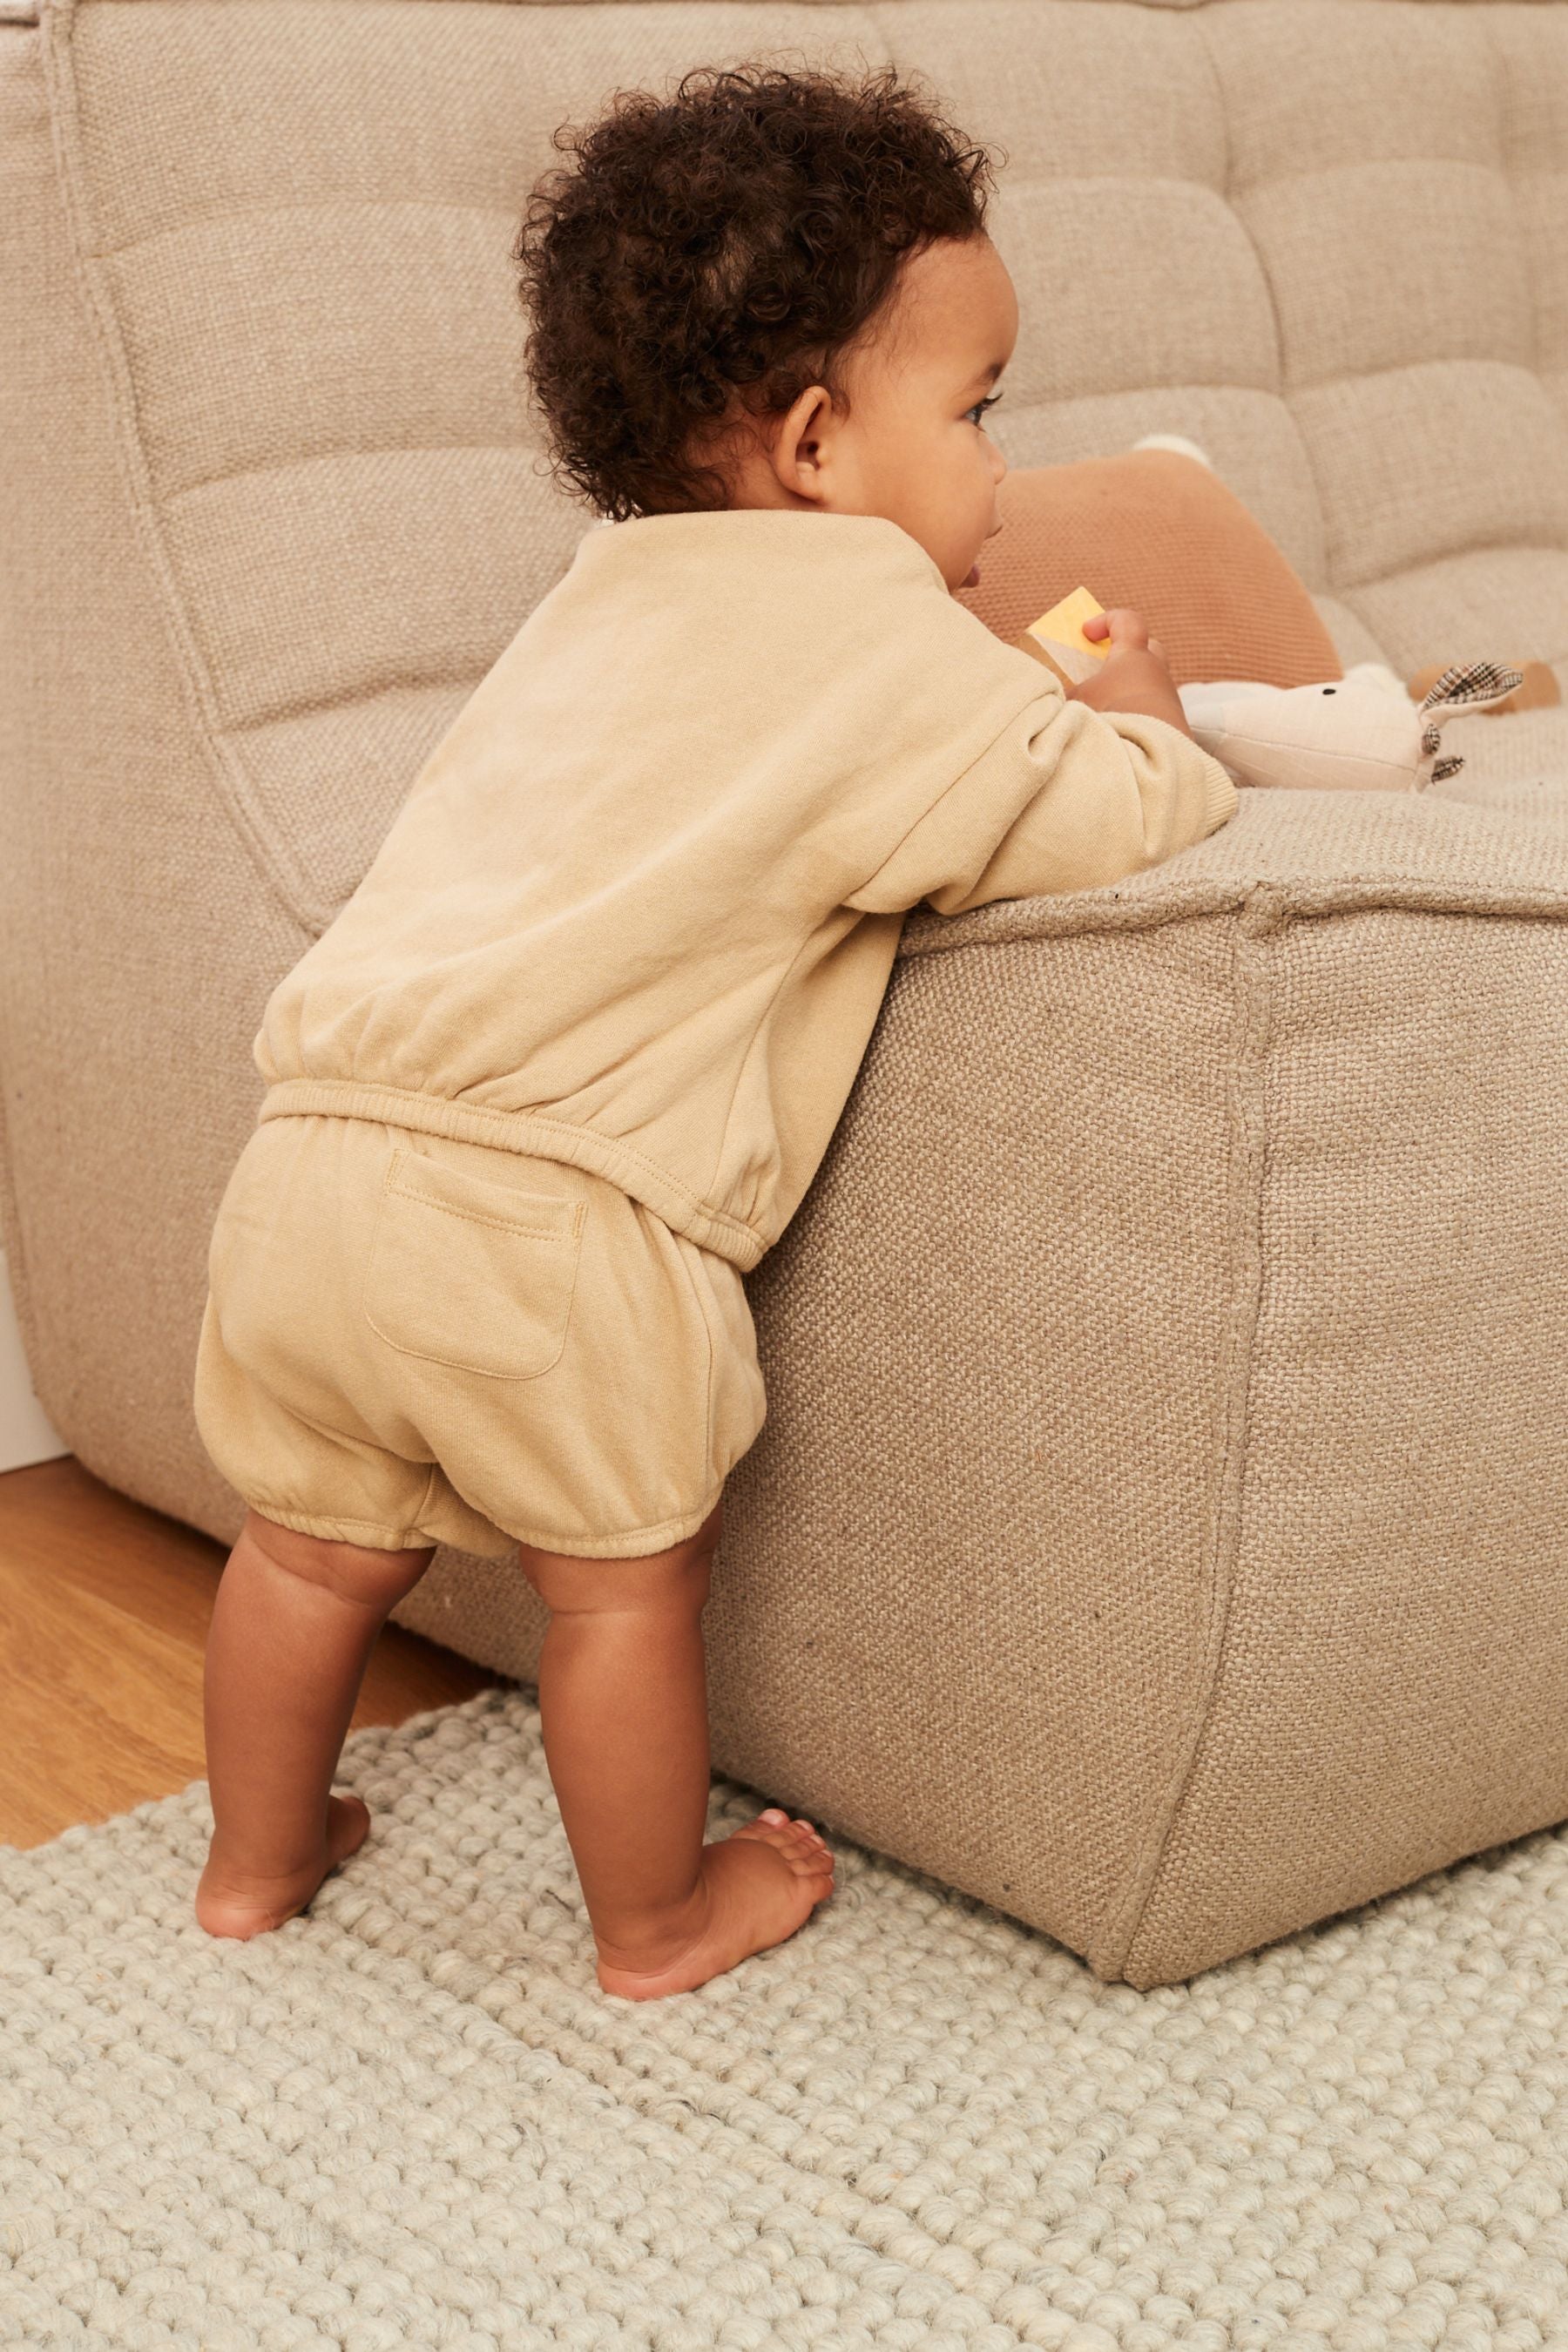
[256,508,1240,1270]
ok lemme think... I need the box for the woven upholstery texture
[2,0,1566,1985]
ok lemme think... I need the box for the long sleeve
[844,688,1241,917]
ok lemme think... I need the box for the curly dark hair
[511,60,1000,520]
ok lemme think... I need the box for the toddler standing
[193,62,1240,1998]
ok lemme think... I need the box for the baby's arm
[845,679,1238,920]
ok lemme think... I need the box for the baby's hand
[1068,607,1190,737]
[1080,607,1169,667]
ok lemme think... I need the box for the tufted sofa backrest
[26,0,1568,933]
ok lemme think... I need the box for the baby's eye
[966,393,1003,428]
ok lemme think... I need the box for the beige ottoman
[396,762,1568,1989]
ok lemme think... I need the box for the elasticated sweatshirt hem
[256,1078,771,1267]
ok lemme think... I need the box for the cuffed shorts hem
[501,1477,729,1559]
[241,1477,728,1560]
[240,1495,443,1551]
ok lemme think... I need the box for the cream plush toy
[1018,585,1524,795]
[1177,659,1525,794]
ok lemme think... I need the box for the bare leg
[196,1509,434,1937]
[519,1497,835,2000]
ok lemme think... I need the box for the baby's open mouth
[963,561,981,587]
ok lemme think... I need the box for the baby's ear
[767,382,836,501]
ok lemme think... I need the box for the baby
[192,62,1242,1999]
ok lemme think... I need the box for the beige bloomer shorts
[193,1113,768,1559]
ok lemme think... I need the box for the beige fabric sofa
[3,0,1566,1989]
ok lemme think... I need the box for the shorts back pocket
[363,1146,585,1380]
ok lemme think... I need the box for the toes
[787,1828,834,1876]
[759,1808,823,1840]
[754,1808,813,1843]
[749,1808,831,1865]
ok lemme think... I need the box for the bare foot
[594,1808,835,2000]
[194,1792,371,1939]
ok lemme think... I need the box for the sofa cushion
[955,448,1345,687]
[902,0,1568,683]
[29,0,1565,936]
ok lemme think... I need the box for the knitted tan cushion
[956,449,1344,689]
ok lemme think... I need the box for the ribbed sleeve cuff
[1200,753,1241,831]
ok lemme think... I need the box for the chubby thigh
[194,1113,767,1558]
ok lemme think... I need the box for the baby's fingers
[1085,606,1152,652]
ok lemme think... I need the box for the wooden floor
[0,1456,500,1850]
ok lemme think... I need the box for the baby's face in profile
[725,233,1017,593]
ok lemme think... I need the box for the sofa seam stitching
[894,877,1568,968]
[1087,880,1278,1982]
[37,0,334,938]
[1193,3,1346,618]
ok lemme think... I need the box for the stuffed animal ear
[1419,659,1525,717]
[1416,660,1526,784]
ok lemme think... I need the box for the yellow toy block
[1017,586,1112,688]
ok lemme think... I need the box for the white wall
[0,1244,67,1472]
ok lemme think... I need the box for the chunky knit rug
[6,1686,1568,2350]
